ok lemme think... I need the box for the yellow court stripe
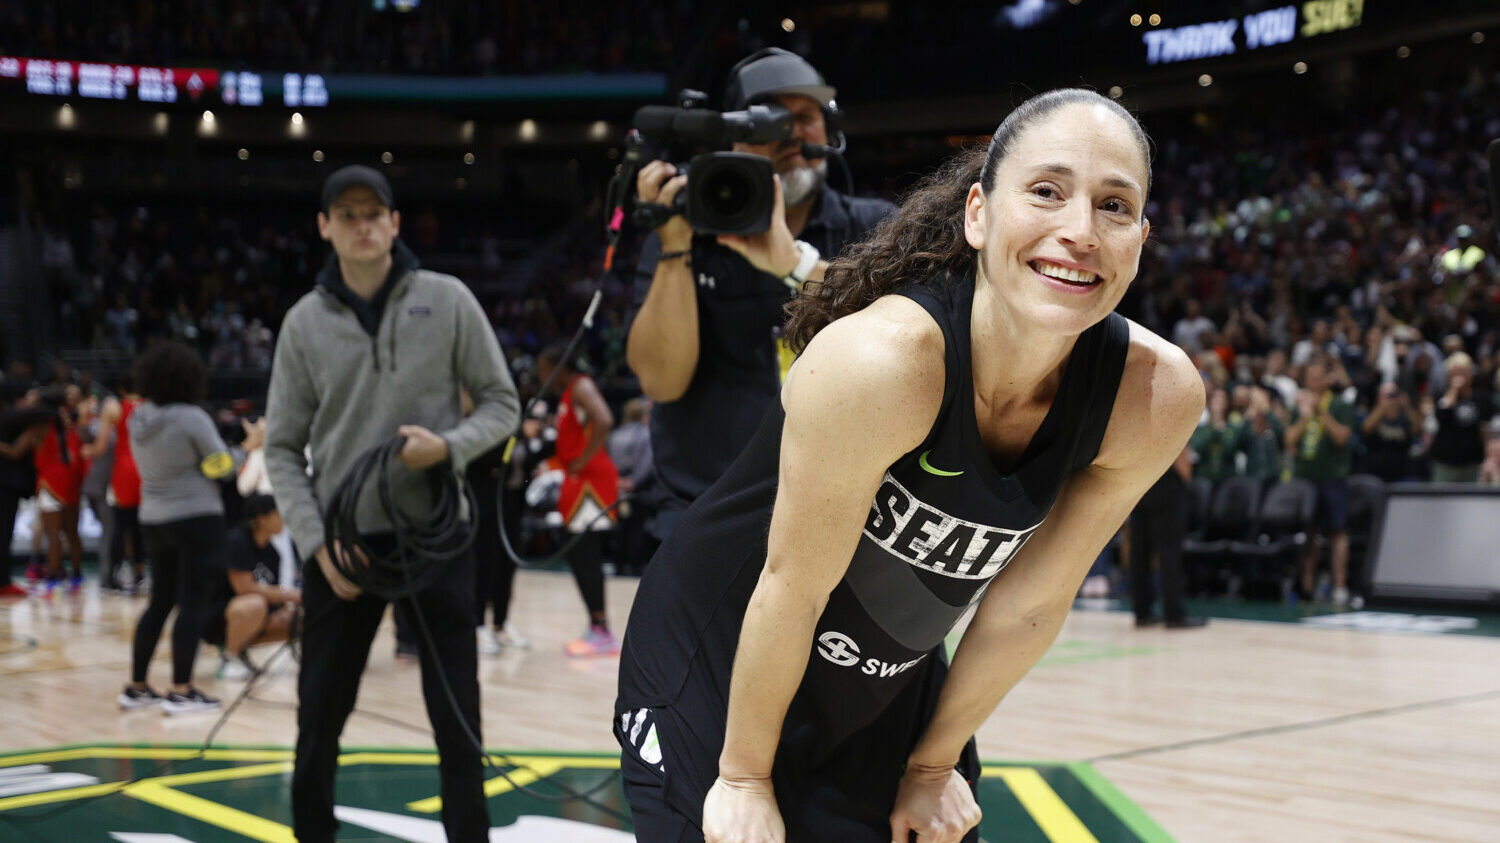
[339,752,441,766]
[0,782,127,812]
[0,759,293,812]
[0,747,294,768]
[128,783,297,843]
[407,761,565,813]
[149,761,294,788]
[993,768,1100,843]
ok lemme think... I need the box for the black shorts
[616,658,981,842]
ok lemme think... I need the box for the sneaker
[0,583,26,598]
[25,561,41,583]
[163,688,221,715]
[1331,587,1350,608]
[496,625,531,650]
[565,625,620,658]
[216,656,257,680]
[38,578,59,599]
[68,574,84,594]
[477,627,501,657]
[118,685,165,710]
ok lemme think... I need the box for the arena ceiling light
[57,102,75,129]
[463,152,475,165]
[153,111,168,135]
[781,18,795,32]
[198,109,217,136]
[313,150,325,162]
[461,120,475,143]
[1198,74,1213,87]
[381,151,394,163]
[588,120,609,141]
[238,148,249,160]
[519,119,538,142]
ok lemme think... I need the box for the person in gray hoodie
[119,341,235,715]
[265,165,519,843]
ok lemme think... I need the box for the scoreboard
[0,55,329,108]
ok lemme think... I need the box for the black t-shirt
[616,277,1129,822]
[1429,396,1492,466]
[215,524,281,603]
[0,407,39,494]
[630,185,895,539]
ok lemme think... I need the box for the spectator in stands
[1172,298,1216,356]
[1428,352,1492,482]
[1260,349,1300,408]
[1188,387,1239,484]
[1360,381,1423,482]
[627,48,895,542]
[1239,387,1286,482]
[120,341,235,714]
[1480,419,1500,486]
[204,493,301,680]
[1286,355,1356,605]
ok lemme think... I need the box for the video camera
[620,89,794,236]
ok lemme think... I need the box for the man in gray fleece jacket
[265,165,519,843]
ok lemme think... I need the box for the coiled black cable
[324,436,477,600]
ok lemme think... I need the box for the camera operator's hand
[636,161,693,251]
[716,176,799,279]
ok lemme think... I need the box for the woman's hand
[702,775,784,843]
[889,764,982,843]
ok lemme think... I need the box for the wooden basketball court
[1,568,1497,841]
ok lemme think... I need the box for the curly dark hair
[132,341,207,406]
[784,88,1151,351]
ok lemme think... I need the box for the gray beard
[782,160,828,207]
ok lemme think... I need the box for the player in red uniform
[33,394,87,595]
[537,344,621,657]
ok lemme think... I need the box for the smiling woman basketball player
[615,88,1204,843]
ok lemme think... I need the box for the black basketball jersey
[617,276,1129,815]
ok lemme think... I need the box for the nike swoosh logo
[918,450,963,477]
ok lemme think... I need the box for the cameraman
[627,48,894,542]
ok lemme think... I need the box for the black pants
[0,487,21,585]
[291,544,489,843]
[131,514,226,685]
[110,505,145,584]
[566,531,605,619]
[474,480,519,629]
[1129,472,1187,623]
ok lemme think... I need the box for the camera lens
[701,169,753,217]
[684,152,775,236]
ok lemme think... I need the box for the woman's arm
[706,296,945,838]
[80,398,120,460]
[905,324,1203,772]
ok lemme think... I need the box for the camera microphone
[800,143,834,160]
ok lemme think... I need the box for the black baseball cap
[724,48,836,111]
[321,165,395,211]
